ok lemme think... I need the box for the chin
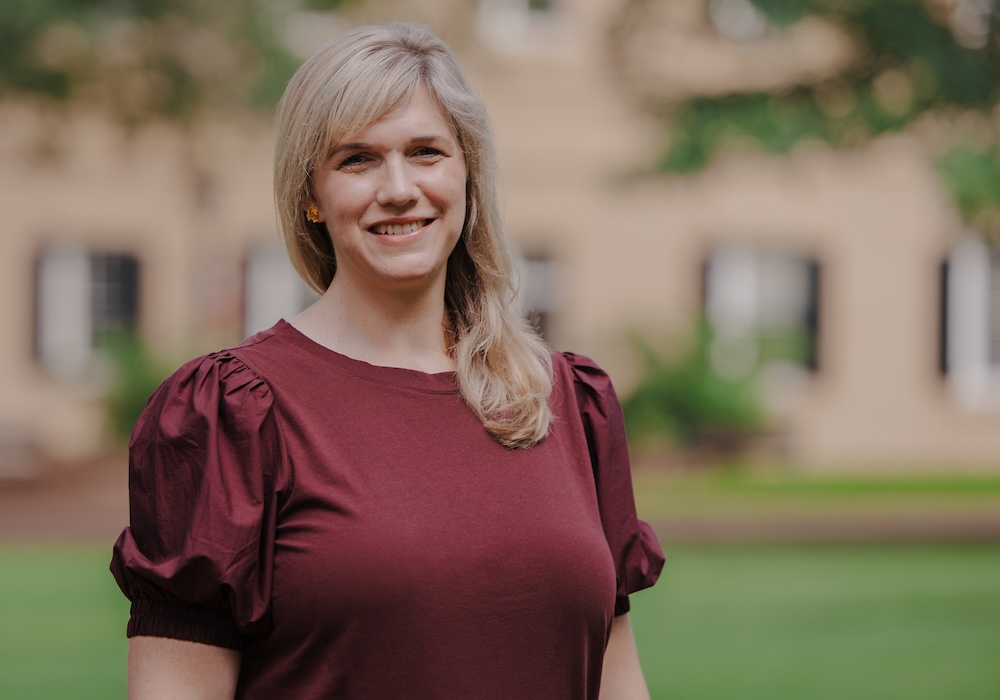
[375,267,446,290]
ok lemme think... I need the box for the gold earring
[306,205,321,223]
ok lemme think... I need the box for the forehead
[339,84,458,145]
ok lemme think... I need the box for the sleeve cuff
[127,598,246,650]
[614,595,631,616]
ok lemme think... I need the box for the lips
[369,219,432,235]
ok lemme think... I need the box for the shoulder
[134,339,278,452]
[128,341,287,510]
[153,324,285,405]
[154,348,270,409]
[551,350,617,402]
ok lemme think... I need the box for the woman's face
[307,84,468,296]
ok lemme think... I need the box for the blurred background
[1,0,999,698]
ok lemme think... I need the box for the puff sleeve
[110,351,284,649]
[564,352,665,616]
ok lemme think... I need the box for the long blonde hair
[273,22,552,448]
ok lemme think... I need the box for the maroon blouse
[111,320,663,699]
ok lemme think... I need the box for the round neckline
[274,318,458,394]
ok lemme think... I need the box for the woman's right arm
[128,636,240,700]
[112,354,280,698]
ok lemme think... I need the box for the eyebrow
[329,135,454,158]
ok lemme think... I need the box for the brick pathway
[2,459,999,544]
[0,457,129,543]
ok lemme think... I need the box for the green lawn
[631,544,1000,700]
[0,545,129,699]
[632,469,1000,518]
[1,544,998,699]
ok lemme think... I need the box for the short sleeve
[563,352,665,616]
[109,351,284,649]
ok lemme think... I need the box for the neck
[291,273,455,374]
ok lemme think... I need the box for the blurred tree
[0,0,351,126]
[609,0,1000,239]
[102,332,171,443]
[936,144,1000,234]
[621,322,765,452]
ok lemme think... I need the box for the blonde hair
[273,22,552,448]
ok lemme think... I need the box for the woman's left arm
[599,614,651,700]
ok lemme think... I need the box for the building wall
[1,0,997,471]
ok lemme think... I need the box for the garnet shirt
[111,320,663,699]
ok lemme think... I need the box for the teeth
[373,220,424,235]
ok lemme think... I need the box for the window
[949,0,999,49]
[35,246,140,380]
[518,252,558,341]
[703,245,820,382]
[243,242,316,337]
[475,0,561,53]
[941,233,1000,409]
[707,0,769,43]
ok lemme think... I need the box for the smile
[370,219,431,235]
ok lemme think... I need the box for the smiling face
[305,84,468,296]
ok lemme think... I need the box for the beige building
[1,0,998,473]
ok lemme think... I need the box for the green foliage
[621,323,765,448]
[936,145,1000,238]
[660,0,1000,173]
[300,0,352,9]
[754,325,814,369]
[102,333,170,443]
[744,0,813,26]
[662,93,831,172]
[750,0,999,109]
[0,0,312,124]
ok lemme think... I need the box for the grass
[632,469,1000,518]
[1,543,999,699]
[631,544,1000,700]
[0,545,129,699]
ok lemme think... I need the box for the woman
[111,22,663,699]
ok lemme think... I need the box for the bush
[621,322,765,451]
[102,333,170,444]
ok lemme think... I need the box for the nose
[376,157,419,207]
